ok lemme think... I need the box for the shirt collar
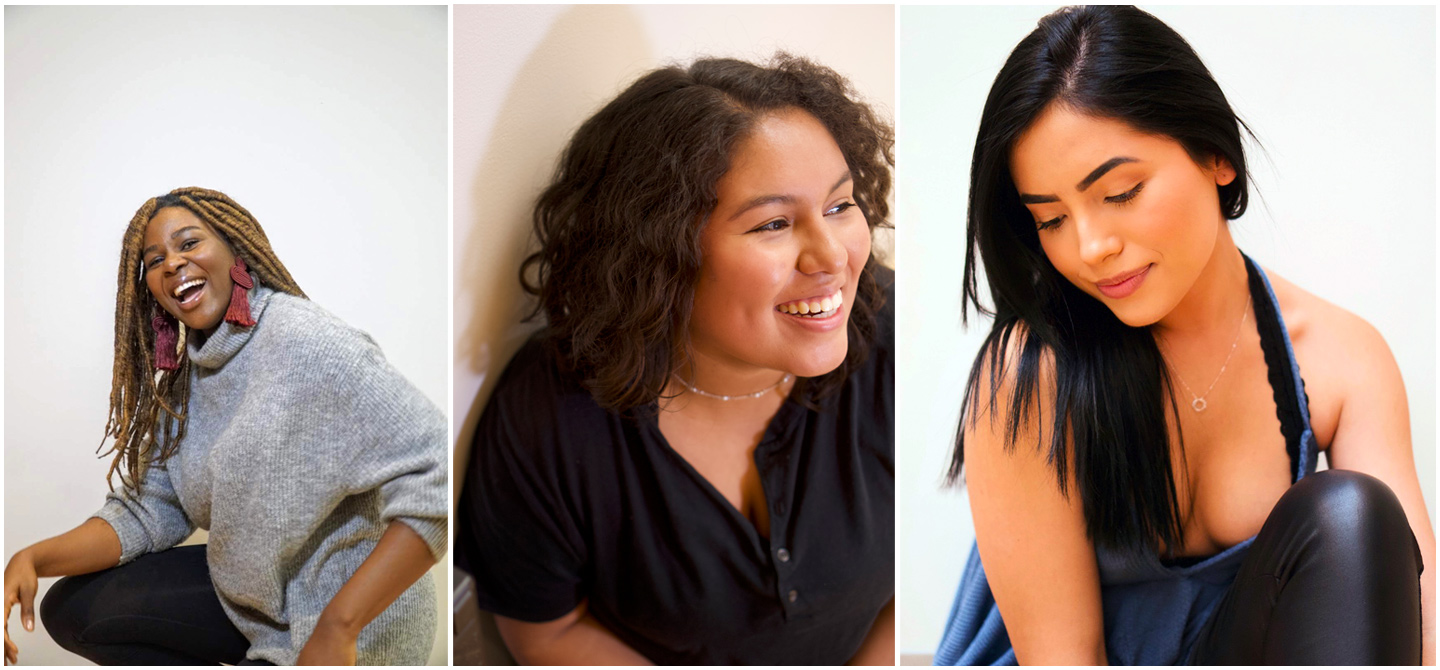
[187,277,273,370]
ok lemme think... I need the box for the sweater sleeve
[92,460,196,565]
[329,334,449,559]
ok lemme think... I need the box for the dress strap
[1244,254,1318,482]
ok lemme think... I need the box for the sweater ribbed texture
[94,283,447,665]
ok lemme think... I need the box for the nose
[796,216,848,275]
[163,251,188,274]
[1075,212,1123,267]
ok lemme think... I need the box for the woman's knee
[39,576,90,651]
[1279,469,1417,565]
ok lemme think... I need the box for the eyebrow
[726,170,854,222]
[1017,156,1139,204]
[141,225,203,256]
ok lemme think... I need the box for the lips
[1095,264,1152,299]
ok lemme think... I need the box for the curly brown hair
[100,187,304,490]
[520,52,894,412]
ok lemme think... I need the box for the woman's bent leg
[1188,469,1423,664]
[39,544,251,665]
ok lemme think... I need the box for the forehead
[143,206,212,243]
[1010,105,1183,189]
[717,109,847,198]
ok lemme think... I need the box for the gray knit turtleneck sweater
[94,284,447,665]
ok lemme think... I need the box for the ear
[1210,155,1237,187]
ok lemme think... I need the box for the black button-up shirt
[457,282,894,665]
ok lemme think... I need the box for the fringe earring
[152,307,180,371]
[225,257,257,327]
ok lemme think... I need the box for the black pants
[1187,469,1424,665]
[40,544,272,666]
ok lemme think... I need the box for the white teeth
[777,288,844,317]
[172,279,206,298]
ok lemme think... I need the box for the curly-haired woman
[456,54,895,665]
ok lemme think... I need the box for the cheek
[693,243,786,326]
[1143,183,1218,261]
[144,270,165,304]
[1036,231,1080,283]
[844,220,873,274]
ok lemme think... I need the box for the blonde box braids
[100,187,305,491]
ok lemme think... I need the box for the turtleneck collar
[187,277,274,370]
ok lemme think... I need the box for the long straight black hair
[950,5,1256,553]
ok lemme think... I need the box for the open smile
[171,278,209,311]
[775,287,847,333]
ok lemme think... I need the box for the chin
[177,310,224,332]
[1104,299,1168,328]
[785,339,850,378]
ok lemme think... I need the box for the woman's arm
[1324,318,1435,665]
[296,521,440,666]
[846,597,894,665]
[5,518,124,664]
[494,601,652,665]
[966,340,1108,665]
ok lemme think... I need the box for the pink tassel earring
[225,257,257,327]
[152,308,180,371]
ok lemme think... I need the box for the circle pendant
[1192,397,1207,412]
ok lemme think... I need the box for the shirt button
[777,548,791,563]
[788,589,798,603]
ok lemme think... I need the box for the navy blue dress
[936,256,1320,666]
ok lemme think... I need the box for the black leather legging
[39,544,272,666]
[1187,469,1424,665]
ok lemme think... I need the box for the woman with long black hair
[936,6,1432,665]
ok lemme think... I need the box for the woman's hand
[296,622,358,666]
[4,551,38,665]
[305,521,437,665]
[2,520,125,665]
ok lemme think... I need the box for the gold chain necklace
[1161,299,1250,413]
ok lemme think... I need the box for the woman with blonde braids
[2,187,448,666]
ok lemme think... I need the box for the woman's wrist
[14,546,43,578]
[314,607,363,641]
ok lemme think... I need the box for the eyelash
[750,201,857,234]
[1106,181,1145,205]
[1034,183,1144,231]
[145,239,201,269]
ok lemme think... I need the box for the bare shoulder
[963,321,1058,458]
[1261,268,1402,447]
[1264,268,1392,368]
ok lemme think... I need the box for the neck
[664,345,793,408]
[1151,223,1249,343]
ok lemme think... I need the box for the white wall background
[898,5,1436,657]
[452,4,895,498]
[4,7,449,665]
